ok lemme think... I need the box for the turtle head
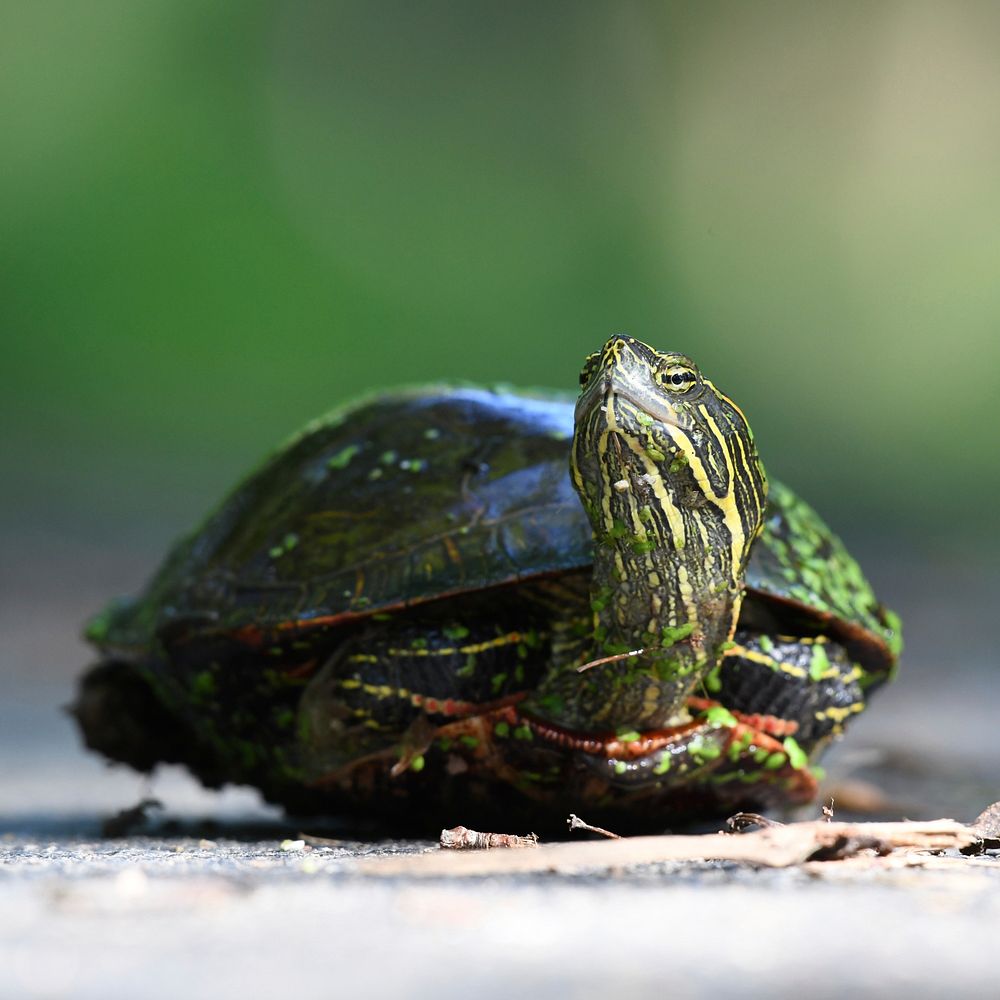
[561,334,768,728]
[572,335,766,573]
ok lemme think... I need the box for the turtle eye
[579,351,602,388]
[658,364,698,393]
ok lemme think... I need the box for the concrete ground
[3,529,999,998]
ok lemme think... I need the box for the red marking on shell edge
[516,713,706,760]
[732,712,799,737]
[687,697,799,738]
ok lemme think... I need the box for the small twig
[576,649,645,673]
[568,814,622,839]
[822,798,835,822]
[357,817,984,878]
[439,826,538,850]
[299,832,346,848]
[727,811,784,832]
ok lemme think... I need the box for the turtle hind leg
[712,633,867,751]
[72,659,201,775]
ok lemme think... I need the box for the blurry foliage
[3,1,999,548]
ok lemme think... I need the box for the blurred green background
[5,0,1000,561]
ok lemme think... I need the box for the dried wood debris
[357,813,993,878]
[439,826,538,850]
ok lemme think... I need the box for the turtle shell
[88,387,899,679]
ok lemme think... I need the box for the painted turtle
[75,336,900,833]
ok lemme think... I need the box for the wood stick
[355,819,981,878]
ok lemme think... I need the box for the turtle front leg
[295,597,554,788]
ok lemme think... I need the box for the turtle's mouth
[575,374,688,435]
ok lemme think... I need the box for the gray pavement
[3,529,999,998]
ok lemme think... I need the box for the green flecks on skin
[782,736,808,770]
[517,771,546,784]
[635,411,653,427]
[758,634,774,654]
[652,656,685,682]
[367,467,383,481]
[638,505,653,523]
[371,613,393,622]
[490,672,508,694]
[764,752,786,770]
[661,622,695,647]
[409,754,426,773]
[703,706,738,728]
[443,624,470,641]
[269,546,284,559]
[810,765,827,781]
[753,747,770,764]
[688,736,721,762]
[423,428,441,440]
[282,532,299,551]
[513,724,533,741]
[457,654,477,679]
[646,447,666,462]
[297,713,312,742]
[379,450,398,465]
[494,721,511,738]
[274,708,294,730]
[533,692,565,715]
[606,519,629,541]
[882,608,904,657]
[705,663,723,693]
[809,642,830,682]
[192,671,215,699]
[668,453,689,473]
[399,458,428,473]
[410,637,428,649]
[710,769,768,786]
[514,663,525,684]
[437,737,453,751]
[84,608,113,644]
[630,537,656,555]
[615,728,641,743]
[459,735,479,749]
[614,761,628,776]
[654,754,672,775]
[327,444,361,470]
[601,640,632,656]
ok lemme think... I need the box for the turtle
[74,335,901,834]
